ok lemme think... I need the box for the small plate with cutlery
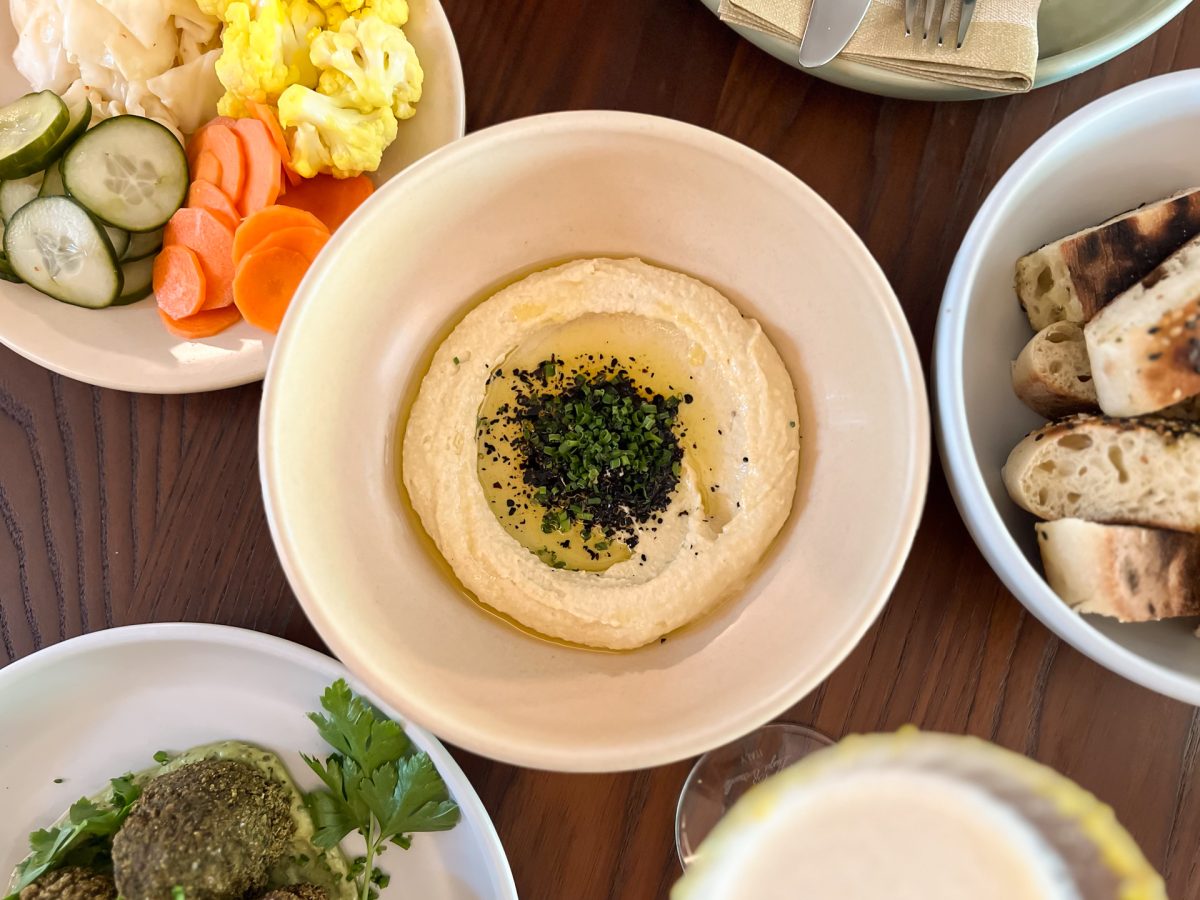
[700,0,1191,101]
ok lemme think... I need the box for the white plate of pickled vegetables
[0,0,464,393]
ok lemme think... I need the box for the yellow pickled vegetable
[277,84,398,178]
[203,0,420,176]
[211,0,325,116]
[311,17,423,119]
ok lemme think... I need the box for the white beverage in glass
[673,729,1164,900]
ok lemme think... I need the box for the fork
[905,0,977,49]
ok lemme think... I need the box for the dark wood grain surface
[2,2,1200,897]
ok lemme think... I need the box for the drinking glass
[674,722,833,867]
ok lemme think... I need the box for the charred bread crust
[1060,191,1200,321]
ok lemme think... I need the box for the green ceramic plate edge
[698,0,1193,101]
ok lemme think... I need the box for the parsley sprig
[4,775,141,900]
[302,680,460,900]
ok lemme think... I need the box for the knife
[797,0,874,68]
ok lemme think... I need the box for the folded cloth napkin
[718,0,1041,93]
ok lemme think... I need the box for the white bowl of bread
[936,70,1200,705]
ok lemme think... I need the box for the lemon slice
[673,729,1165,900]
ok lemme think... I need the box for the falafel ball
[18,867,116,900]
[257,885,328,900]
[111,759,294,900]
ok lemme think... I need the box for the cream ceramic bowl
[0,0,464,393]
[261,111,929,771]
[936,71,1200,706]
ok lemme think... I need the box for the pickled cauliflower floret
[314,0,408,28]
[212,0,325,117]
[277,84,397,178]
[311,16,423,119]
[363,0,409,26]
[195,0,234,16]
[200,0,420,175]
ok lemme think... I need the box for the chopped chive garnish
[487,356,685,549]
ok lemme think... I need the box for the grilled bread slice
[1037,518,1200,622]
[1012,321,1200,420]
[1011,322,1098,418]
[1015,188,1200,331]
[1085,234,1200,417]
[1003,415,1200,533]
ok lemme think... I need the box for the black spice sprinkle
[482,353,686,551]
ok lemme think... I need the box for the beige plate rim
[697,0,1193,101]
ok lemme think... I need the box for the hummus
[402,258,800,650]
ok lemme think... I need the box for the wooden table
[3,2,1200,897]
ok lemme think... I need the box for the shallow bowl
[262,111,929,771]
[936,71,1200,706]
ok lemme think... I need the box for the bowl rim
[934,69,1200,707]
[260,109,931,770]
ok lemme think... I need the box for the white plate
[0,624,516,899]
[699,0,1192,101]
[0,2,465,393]
[261,111,930,772]
[935,70,1200,705]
